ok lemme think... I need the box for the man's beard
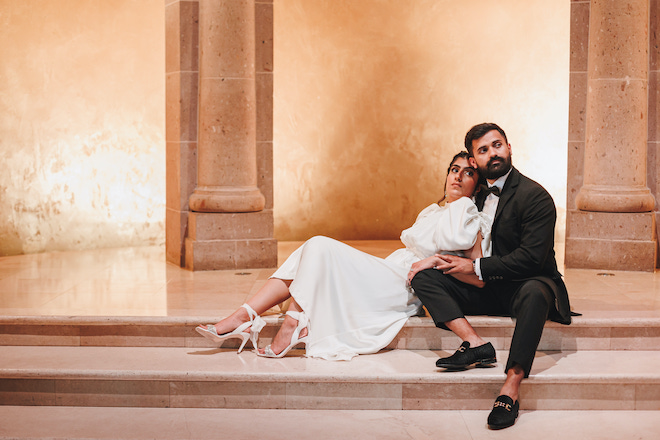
[481,155,512,180]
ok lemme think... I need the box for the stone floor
[1,241,660,439]
[1,407,660,440]
[1,240,659,320]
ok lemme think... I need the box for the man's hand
[434,254,475,275]
[408,254,484,289]
[436,254,485,288]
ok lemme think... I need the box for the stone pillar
[165,1,199,267]
[184,0,276,270]
[650,0,660,263]
[566,0,657,271]
[189,0,264,212]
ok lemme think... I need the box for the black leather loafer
[487,395,519,429]
[435,341,496,369]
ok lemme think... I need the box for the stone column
[189,0,264,213]
[183,0,276,270]
[165,0,199,267]
[566,0,657,271]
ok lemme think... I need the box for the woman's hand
[407,255,442,286]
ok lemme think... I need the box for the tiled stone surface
[1,347,659,410]
[255,2,273,74]
[257,140,274,209]
[165,0,199,74]
[286,382,402,410]
[185,237,278,270]
[636,383,660,410]
[2,407,659,440]
[55,379,170,408]
[188,211,274,241]
[166,208,188,267]
[79,325,186,347]
[610,326,660,350]
[522,383,636,410]
[569,1,589,72]
[2,244,660,415]
[567,211,655,240]
[170,380,286,409]
[402,382,501,410]
[0,379,56,406]
[565,237,657,271]
[3,314,660,352]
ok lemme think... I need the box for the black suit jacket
[476,167,572,324]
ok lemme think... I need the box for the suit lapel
[493,167,520,223]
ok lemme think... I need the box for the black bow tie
[484,186,501,197]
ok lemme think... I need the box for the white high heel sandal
[257,310,309,358]
[196,303,266,353]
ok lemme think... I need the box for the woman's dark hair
[437,151,484,204]
[464,122,508,154]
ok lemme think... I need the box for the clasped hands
[407,254,475,287]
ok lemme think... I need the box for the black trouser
[411,268,553,377]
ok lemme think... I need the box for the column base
[565,210,657,271]
[189,186,265,213]
[185,237,277,271]
[575,185,655,212]
[183,210,277,270]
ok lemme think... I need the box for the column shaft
[576,0,655,212]
[189,0,265,213]
[566,0,657,271]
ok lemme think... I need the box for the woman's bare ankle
[214,308,250,334]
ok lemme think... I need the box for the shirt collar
[488,168,512,191]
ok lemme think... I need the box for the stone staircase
[1,314,660,411]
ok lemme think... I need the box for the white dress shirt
[474,169,512,280]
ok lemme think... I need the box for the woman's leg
[210,278,292,335]
[258,298,309,355]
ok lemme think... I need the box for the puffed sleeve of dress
[392,197,491,264]
[432,196,492,258]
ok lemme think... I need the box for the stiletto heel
[257,310,309,358]
[196,303,266,353]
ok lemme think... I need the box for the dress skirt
[271,236,420,361]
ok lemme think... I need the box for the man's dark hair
[464,123,508,154]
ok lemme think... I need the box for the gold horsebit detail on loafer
[493,401,512,411]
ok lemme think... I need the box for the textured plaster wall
[0,0,165,256]
[274,0,570,241]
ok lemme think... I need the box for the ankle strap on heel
[285,310,308,340]
[241,303,259,320]
[241,303,266,335]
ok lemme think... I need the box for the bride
[196,151,491,360]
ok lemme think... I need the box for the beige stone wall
[274,0,570,241]
[1,0,570,257]
[0,0,165,255]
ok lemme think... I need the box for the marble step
[2,406,660,440]
[1,346,659,410]
[1,314,660,352]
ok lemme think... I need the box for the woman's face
[445,157,479,203]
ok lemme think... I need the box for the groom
[411,122,572,429]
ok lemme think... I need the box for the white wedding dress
[270,196,492,361]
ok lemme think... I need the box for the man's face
[471,129,512,181]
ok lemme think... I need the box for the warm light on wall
[0,0,569,257]
[274,0,570,241]
[0,0,165,256]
